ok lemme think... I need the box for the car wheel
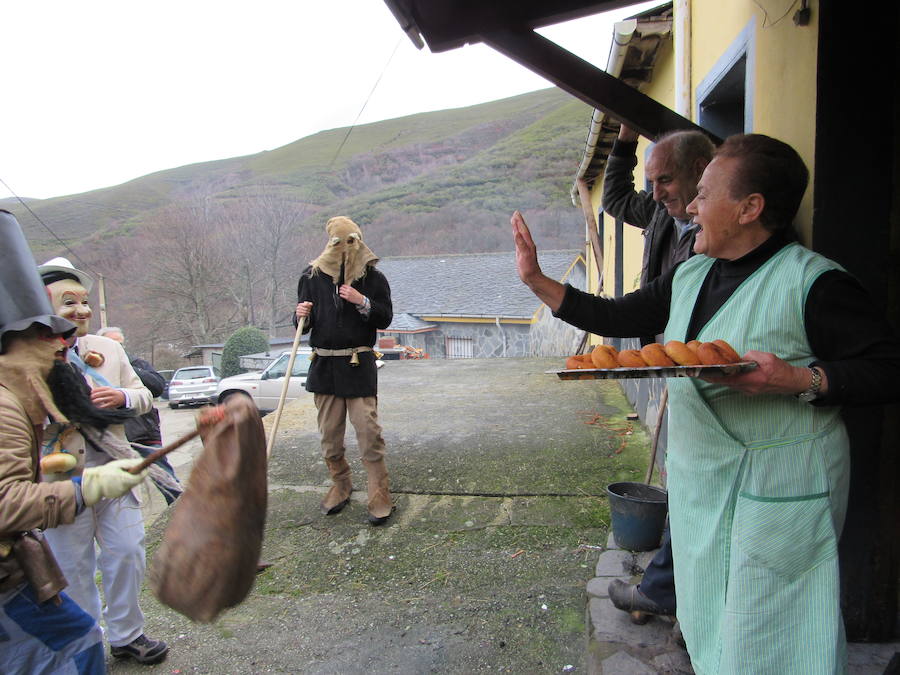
[169,402,179,409]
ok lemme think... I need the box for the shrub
[221,326,270,378]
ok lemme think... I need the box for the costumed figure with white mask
[294,216,395,525]
[38,257,176,665]
[0,210,149,674]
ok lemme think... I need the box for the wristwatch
[797,366,822,403]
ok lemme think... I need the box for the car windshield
[265,353,311,378]
[174,368,214,380]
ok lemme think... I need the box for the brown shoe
[608,578,674,624]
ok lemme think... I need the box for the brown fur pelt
[149,395,267,622]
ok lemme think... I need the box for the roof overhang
[382,0,714,141]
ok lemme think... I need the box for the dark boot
[363,458,394,525]
[608,578,674,624]
[321,457,352,515]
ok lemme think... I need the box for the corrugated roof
[377,250,583,320]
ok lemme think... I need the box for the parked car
[157,369,175,400]
[216,350,384,413]
[216,349,313,413]
[167,365,221,409]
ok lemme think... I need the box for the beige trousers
[314,394,386,464]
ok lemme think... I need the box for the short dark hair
[655,130,715,175]
[715,134,809,232]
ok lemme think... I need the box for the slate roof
[387,313,438,332]
[376,250,583,320]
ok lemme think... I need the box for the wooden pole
[645,386,668,484]
[97,274,108,329]
[265,317,305,458]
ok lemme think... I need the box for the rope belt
[313,346,374,366]
[313,346,373,357]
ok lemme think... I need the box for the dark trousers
[638,526,676,613]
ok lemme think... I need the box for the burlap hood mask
[310,217,378,285]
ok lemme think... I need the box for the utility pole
[97,274,108,329]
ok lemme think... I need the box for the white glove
[80,459,149,506]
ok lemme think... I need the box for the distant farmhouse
[377,250,586,359]
[188,250,586,367]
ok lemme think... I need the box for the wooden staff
[265,316,306,458]
[645,386,669,484]
[129,428,201,474]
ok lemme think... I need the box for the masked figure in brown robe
[295,216,394,525]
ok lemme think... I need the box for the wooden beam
[482,27,720,143]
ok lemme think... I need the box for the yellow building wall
[692,0,819,242]
[588,0,821,303]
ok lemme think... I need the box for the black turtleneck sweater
[555,231,900,406]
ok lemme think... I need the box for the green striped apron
[664,243,849,674]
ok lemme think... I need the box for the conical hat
[0,211,75,348]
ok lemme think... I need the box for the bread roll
[40,452,77,474]
[712,339,741,363]
[616,349,647,367]
[590,344,619,369]
[697,341,729,365]
[664,340,701,366]
[641,343,676,367]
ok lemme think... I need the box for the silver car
[215,350,311,413]
[167,365,221,409]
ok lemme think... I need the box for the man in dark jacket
[295,216,394,525]
[600,124,714,625]
[97,326,182,505]
[603,124,714,341]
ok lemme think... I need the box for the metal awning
[382,0,711,141]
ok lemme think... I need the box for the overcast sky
[3,1,659,200]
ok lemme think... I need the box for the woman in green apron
[510,134,900,674]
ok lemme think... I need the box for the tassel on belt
[313,346,374,366]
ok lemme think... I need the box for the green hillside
[10,87,594,357]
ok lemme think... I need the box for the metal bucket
[606,482,668,551]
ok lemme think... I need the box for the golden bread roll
[686,340,702,357]
[664,340,702,366]
[616,349,647,367]
[40,452,77,474]
[565,356,582,370]
[590,344,619,369]
[712,339,741,363]
[697,341,729,365]
[83,350,105,368]
[641,343,676,367]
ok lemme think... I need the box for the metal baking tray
[549,361,757,380]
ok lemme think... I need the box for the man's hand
[700,350,824,396]
[295,301,313,319]
[81,458,149,506]
[338,285,364,305]
[91,386,126,409]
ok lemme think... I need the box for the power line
[0,176,99,275]
[329,37,403,168]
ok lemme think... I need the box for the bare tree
[143,197,243,346]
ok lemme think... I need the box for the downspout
[495,316,506,357]
[674,0,691,118]
[573,19,636,296]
